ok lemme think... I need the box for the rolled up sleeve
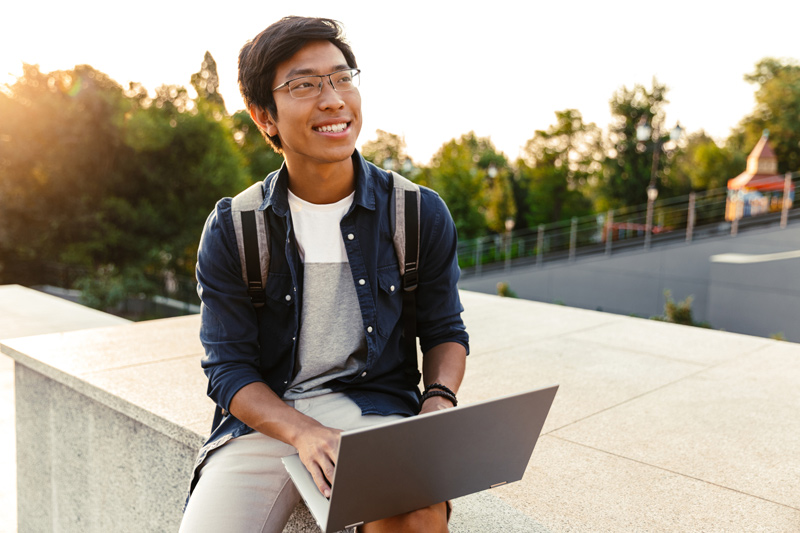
[196,199,266,412]
[415,189,470,355]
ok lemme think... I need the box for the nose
[318,77,345,109]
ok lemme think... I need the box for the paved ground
[457,292,800,531]
[2,284,800,532]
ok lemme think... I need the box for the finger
[316,453,336,486]
[310,465,332,498]
[322,459,335,487]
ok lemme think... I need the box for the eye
[291,80,317,89]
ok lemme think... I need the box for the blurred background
[1,0,798,321]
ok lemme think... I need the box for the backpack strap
[390,171,421,283]
[390,171,421,381]
[231,181,269,307]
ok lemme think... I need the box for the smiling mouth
[313,122,349,133]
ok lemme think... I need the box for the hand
[227,383,343,498]
[419,394,455,415]
[292,423,343,498]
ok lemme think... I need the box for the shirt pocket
[376,265,403,338]
[259,273,297,359]
[264,273,296,308]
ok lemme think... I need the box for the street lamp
[639,119,682,249]
[487,163,498,180]
[504,217,515,273]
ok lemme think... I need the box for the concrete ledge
[0,285,131,532]
[1,315,212,450]
[4,284,800,531]
[15,365,194,530]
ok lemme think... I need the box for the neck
[285,156,356,204]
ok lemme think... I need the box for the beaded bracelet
[420,388,458,407]
[425,382,456,397]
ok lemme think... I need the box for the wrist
[420,384,458,408]
[421,395,454,409]
[267,406,322,447]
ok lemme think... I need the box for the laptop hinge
[346,521,365,529]
[490,481,508,488]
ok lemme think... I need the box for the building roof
[727,132,790,191]
[728,171,790,192]
[748,133,777,162]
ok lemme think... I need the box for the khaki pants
[180,392,403,533]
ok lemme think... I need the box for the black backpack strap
[390,171,421,380]
[231,181,269,307]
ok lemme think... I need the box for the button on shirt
[194,150,469,466]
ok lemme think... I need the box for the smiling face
[251,40,362,173]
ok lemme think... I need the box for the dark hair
[238,16,358,152]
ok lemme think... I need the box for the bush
[651,290,711,328]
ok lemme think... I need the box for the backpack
[229,170,421,373]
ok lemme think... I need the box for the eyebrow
[284,64,351,79]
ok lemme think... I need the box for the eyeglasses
[272,68,361,99]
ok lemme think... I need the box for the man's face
[257,40,362,168]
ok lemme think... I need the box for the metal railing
[458,173,799,277]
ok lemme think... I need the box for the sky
[1,0,798,164]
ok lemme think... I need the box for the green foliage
[75,264,160,310]
[115,80,249,277]
[0,64,130,269]
[191,51,225,109]
[361,130,416,176]
[231,110,284,182]
[484,168,517,234]
[424,132,508,238]
[0,54,249,305]
[769,332,787,342]
[3,52,800,311]
[517,109,599,226]
[651,290,711,328]
[496,282,517,298]
[673,131,745,191]
[596,79,681,210]
[737,57,800,173]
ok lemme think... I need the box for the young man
[181,17,468,533]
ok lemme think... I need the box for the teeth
[315,123,347,133]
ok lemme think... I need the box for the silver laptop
[282,384,558,532]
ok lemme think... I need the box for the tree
[596,79,681,210]
[360,129,416,174]
[735,57,800,173]
[113,65,249,279]
[190,51,225,109]
[0,59,249,303]
[0,64,131,282]
[484,165,517,235]
[517,109,599,226]
[673,131,745,191]
[423,132,509,238]
[231,110,285,183]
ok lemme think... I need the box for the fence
[458,174,800,277]
[0,258,199,319]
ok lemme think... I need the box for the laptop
[282,384,558,532]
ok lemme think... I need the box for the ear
[249,105,278,137]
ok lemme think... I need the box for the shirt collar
[260,149,375,216]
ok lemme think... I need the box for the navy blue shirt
[194,151,468,463]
